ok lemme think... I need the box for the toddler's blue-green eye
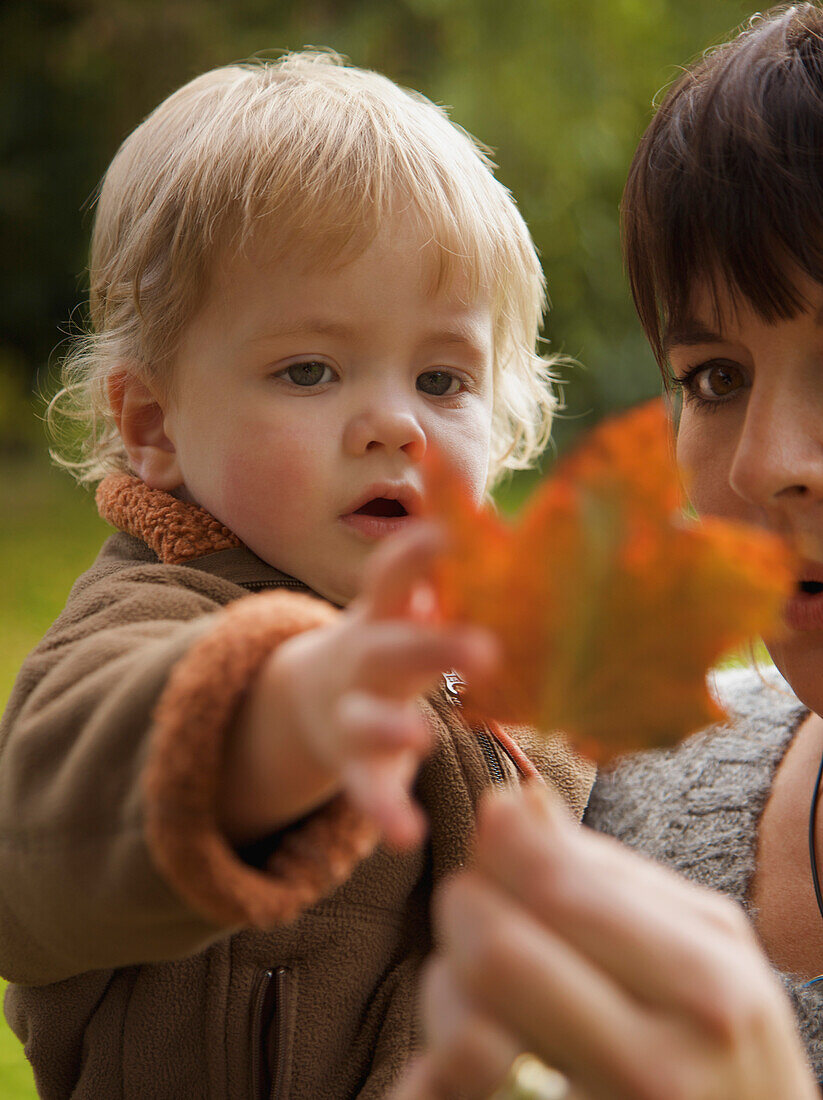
[285,361,331,386]
[418,371,459,396]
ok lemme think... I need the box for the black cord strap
[809,747,823,919]
[805,747,823,989]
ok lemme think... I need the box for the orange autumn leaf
[423,399,794,761]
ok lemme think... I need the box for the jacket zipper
[476,727,506,786]
[251,968,274,1100]
[240,580,308,592]
[442,674,507,787]
[270,967,294,1099]
[251,966,294,1100]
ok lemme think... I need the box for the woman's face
[669,275,823,716]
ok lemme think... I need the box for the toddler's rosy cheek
[220,438,315,519]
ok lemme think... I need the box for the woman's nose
[729,390,823,509]
[342,401,427,461]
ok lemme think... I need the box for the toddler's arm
[0,573,237,982]
[0,523,490,985]
[218,524,496,850]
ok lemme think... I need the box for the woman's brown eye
[699,363,743,397]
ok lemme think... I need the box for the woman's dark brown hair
[622,3,823,366]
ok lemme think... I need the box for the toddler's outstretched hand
[219,523,497,850]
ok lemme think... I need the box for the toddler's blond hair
[49,51,558,489]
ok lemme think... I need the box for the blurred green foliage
[2,0,752,453]
[0,979,35,1100]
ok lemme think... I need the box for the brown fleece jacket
[0,475,594,1099]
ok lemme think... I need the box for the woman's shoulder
[584,664,807,900]
[586,663,803,818]
[708,663,803,723]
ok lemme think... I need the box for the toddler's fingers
[350,621,497,699]
[341,751,426,850]
[336,692,431,756]
[359,520,444,620]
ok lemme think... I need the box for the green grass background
[1,455,108,1098]
[0,980,36,1098]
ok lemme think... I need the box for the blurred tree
[0,0,752,453]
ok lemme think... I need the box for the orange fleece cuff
[144,589,380,928]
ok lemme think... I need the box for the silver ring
[490,1053,570,1100]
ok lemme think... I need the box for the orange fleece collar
[96,474,242,565]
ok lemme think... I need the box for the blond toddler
[0,53,593,1099]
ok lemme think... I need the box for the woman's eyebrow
[664,321,723,353]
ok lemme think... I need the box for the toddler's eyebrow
[246,321,489,360]
[417,329,489,359]
[247,319,354,344]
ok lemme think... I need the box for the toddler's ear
[108,371,183,491]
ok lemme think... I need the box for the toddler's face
[162,217,495,604]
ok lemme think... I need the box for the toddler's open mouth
[340,488,418,540]
[353,498,408,518]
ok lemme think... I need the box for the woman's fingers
[389,1056,446,1100]
[436,868,653,1099]
[470,784,771,1030]
[499,784,742,932]
[392,958,584,1100]
[437,860,815,1100]
[413,957,524,1098]
[427,783,817,1100]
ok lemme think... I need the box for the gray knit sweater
[585,665,823,1082]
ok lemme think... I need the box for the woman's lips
[784,586,823,631]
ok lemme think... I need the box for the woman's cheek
[676,416,733,519]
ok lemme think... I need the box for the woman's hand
[396,782,817,1100]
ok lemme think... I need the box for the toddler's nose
[343,405,427,460]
